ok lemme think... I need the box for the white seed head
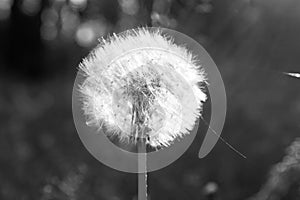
[78,28,207,148]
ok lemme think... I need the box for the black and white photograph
[0,0,300,200]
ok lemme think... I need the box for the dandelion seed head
[79,28,207,148]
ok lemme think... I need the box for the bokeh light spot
[70,0,87,10]
[60,5,80,37]
[0,0,13,20]
[118,0,139,15]
[75,20,107,47]
[20,0,41,16]
[41,23,58,41]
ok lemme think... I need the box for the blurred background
[0,0,300,199]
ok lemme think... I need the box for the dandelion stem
[138,140,147,200]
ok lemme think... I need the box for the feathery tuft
[78,28,207,148]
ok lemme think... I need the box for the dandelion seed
[283,72,300,79]
[78,28,207,148]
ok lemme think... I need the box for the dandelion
[78,28,207,148]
